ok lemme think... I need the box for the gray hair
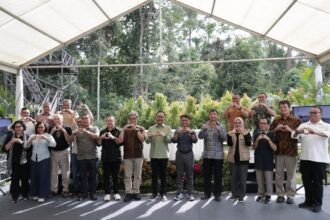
[128,111,138,118]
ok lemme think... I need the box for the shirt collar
[307,120,324,125]
[156,124,165,128]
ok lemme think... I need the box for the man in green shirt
[146,111,172,202]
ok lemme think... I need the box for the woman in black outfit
[3,120,31,203]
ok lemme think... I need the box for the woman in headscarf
[227,117,252,203]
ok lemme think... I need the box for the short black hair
[311,105,322,113]
[180,114,191,120]
[279,100,291,108]
[259,117,270,124]
[11,120,26,131]
[209,109,218,114]
[156,111,166,116]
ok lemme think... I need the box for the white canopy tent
[0,0,328,116]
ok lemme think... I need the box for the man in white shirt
[292,106,330,213]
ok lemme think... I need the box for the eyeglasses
[309,112,321,115]
[259,122,268,124]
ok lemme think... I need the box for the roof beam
[263,0,298,36]
[92,0,111,20]
[210,0,216,15]
[0,62,18,74]
[0,6,63,44]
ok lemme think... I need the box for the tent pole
[15,69,24,118]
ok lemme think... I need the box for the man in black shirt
[50,114,72,197]
[253,118,277,204]
[98,116,122,201]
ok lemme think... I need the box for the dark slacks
[30,159,50,199]
[151,158,168,196]
[71,153,80,193]
[203,158,223,197]
[79,158,98,195]
[102,161,121,194]
[10,162,30,200]
[300,160,327,206]
[230,163,248,199]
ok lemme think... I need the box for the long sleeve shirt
[26,133,56,162]
[145,124,172,159]
[198,121,227,159]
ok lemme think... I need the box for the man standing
[73,114,99,201]
[146,111,172,202]
[270,100,301,204]
[118,112,145,202]
[35,102,55,128]
[292,106,330,213]
[172,115,198,201]
[58,99,79,129]
[50,114,72,198]
[98,116,122,201]
[223,93,249,131]
[198,109,227,201]
[254,118,277,204]
[250,92,276,134]
[20,107,36,136]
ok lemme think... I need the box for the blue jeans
[71,153,80,193]
[78,158,98,195]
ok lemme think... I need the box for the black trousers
[102,161,120,194]
[203,158,223,197]
[10,162,30,200]
[300,160,327,206]
[151,158,168,196]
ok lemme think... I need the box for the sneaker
[187,194,195,201]
[214,196,221,202]
[264,196,271,204]
[312,205,322,213]
[77,194,88,201]
[256,196,263,202]
[174,193,184,201]
[298,202,311,209]
[229,195,238,201]
[12,199,18,203]
[90,194,98,201]
[201,194,211,200]
[49,191,57,198]
[113,194,121,201]
[238,197,244,203]
[149,194,158,201]
[132,194,141,201]
[62,192,69,198]
[286,197,294,205]
[32,196,38,201]
[22,196,29,201]
[124,194,132,202]
[276,196,285,203]
[160,195,167,202]
[104,194,111,201]
[38,198,45,203]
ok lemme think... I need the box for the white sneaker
[32,196,38,201]
[38,198,45,203]
[104,194,110,201]
[160,195,167,202]
[113,194,121,201]
[174,193,184,201]
[187,194,195,201]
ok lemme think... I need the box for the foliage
[0,85,15,118]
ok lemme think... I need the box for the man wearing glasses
[292,106,330,213]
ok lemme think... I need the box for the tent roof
[1,0,330,73]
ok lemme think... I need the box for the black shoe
[298,202,311,209]
[256,196,263,202]
[77,194,87,201]
[312,205,321,213]
[132,194,141,201]
[49,191,57,198]
[214,196,221,202]
[124,194,132,202]
[276,196,285,203]
[201,194,211,200]
[90,194,97,201]
[12,198,18,203]
[264,196,271,204]
[286,197,294,205]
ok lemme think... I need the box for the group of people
[2,93,330,214]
